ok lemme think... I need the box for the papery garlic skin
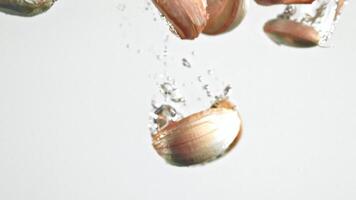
[152,0,248,39]
[255,0,314,6]
[152,0,208,39]
[150,67,242,166]
[0,0,55,16]
[266,0,347,47]
[152,99,243,167]
[264,19,320,47]
[203,0,248,35]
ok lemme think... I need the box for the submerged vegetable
[255,0,314,6]
[152,99,243,166]
[0,0,55,16]
[203,0,248,35]
[152,0,247,39]
[263,0,347,47]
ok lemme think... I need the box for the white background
[0,0,355,199]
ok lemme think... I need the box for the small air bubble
[182,58,192,68]
[203,84,212,97]
[223,85,232,97]
[197,76,203,82]
[117,3,126,12]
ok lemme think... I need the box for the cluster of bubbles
[148,61,233,135]
[115,1,234,136]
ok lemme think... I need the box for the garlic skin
[255,0,314,6]
[152,100,242,167]
[264,19,320,47]
[263,0,347,48]
[152,0,208,40]
[152,0,248,39]
[0,0,55,16]
[203,0,248,35]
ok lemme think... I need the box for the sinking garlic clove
[255,0,314,6]
[152,99,243,167]
[152,0,208,40]
[264,1,347,48]
[0,0,55,17]
[203,0,248,35]
[264,19,320,47]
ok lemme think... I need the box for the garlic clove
[152,99,242,167]
[263,0,347,48]
[152,0,208,40]
[255,0,314,6]
[0,0,55,16]
[203,0,248,35]
[264,19,320,48]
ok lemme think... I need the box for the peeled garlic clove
[152,0,208,40]
[152,99,242,167]
[203,0,247,35]
[255,0,314,6]
[0,0,55,16]
[264,19,319,47]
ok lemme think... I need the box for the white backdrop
[0,0,355,199]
